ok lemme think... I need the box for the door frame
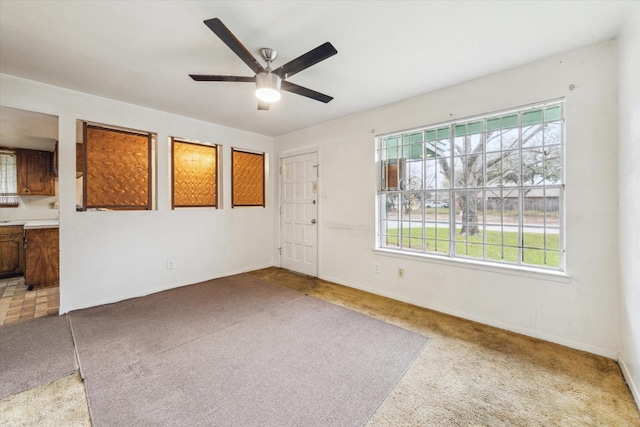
[278,148,320,277]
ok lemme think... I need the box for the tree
[437,123,556,236]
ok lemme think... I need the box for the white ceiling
[0,106,58,151]
[0,1,633,138]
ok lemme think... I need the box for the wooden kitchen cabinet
[16,148,55,196]
[25,227,59,289]
[0,225,25,279]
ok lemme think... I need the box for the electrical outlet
[397,267,405,278]
[167,260,174,270]
[374,263,380,274]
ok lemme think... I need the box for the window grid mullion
[448,125,456,258]
[542,112,548,265]
[482,120,487,262]
[517,112,524,265]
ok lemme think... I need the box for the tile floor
[0,276,59,325]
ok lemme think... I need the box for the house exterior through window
[376,100,564,271]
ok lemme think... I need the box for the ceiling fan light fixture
[255,72,282,103]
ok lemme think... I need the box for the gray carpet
[69,274,302,379]
[70,274,429,426]
[0,314,77,398]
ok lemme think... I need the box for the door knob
[311,219,316,224]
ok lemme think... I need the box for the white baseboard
[618,354,640,411]
[319,274,618,360]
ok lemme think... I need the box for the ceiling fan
[189,18,337,110]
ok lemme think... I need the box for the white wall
[1,193,59,222]
[618,3,640,406]
[0,74,276,313]
[275,41,620,358]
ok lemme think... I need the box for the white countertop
[0,219,59,229]
[23,220,59,229]
[0,220,26,227]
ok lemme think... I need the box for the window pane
[487,150,519,187]
[502,114,519,129]
[545,106,562,121]
[383,158,405,191]
[544,146,562,184]
[403,132,423,160]
[521,148,546,185]
[406,159,424,190]
[501,128,519,151]
[486,118,501,132]
[381,192,400,249]
[522,124,544,148]
[0,152,19,207]
[454,155,484,189]
[232,149,265,207]
[424,159,438,191]
[0,152,17,193]
[544,195,561,249]
[544,121,562,146]
[522,109,543,125]
[486,130,501,152]
[455,190,482,237]
[385,136,400,159]
[436,127,450,140]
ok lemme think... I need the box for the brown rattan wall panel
[84,125,151,210]
[172,140,217,208]
[232,149,265,207]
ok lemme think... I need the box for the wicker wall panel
[172,140,217,207]
[85,126,150,209]
[232,150,265,207]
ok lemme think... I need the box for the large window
[377,101,564,271]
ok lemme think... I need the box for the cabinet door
[25,228,59,288]
[17,149,55,195]
[0,226,25,278]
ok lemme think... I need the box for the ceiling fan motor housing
[255,72,282,102]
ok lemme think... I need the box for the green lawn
[384,227,560,268]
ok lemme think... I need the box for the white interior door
[280,152,318,277]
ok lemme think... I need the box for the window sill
[373,247,572,284]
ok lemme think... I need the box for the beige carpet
[0,374,90,427]
[2,267,639,426]
[250,268,640,426]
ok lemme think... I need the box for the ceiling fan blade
[204,18,264,74]
[189,75,255,82]
[257,101,270,111]
[281,81,333,103]
[274,42,337,79]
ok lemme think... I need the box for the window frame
[171,138,218,209]
[0,150,19,207]
[81,122,155,211]
[376,100,565,273]
[231,148,266,208]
